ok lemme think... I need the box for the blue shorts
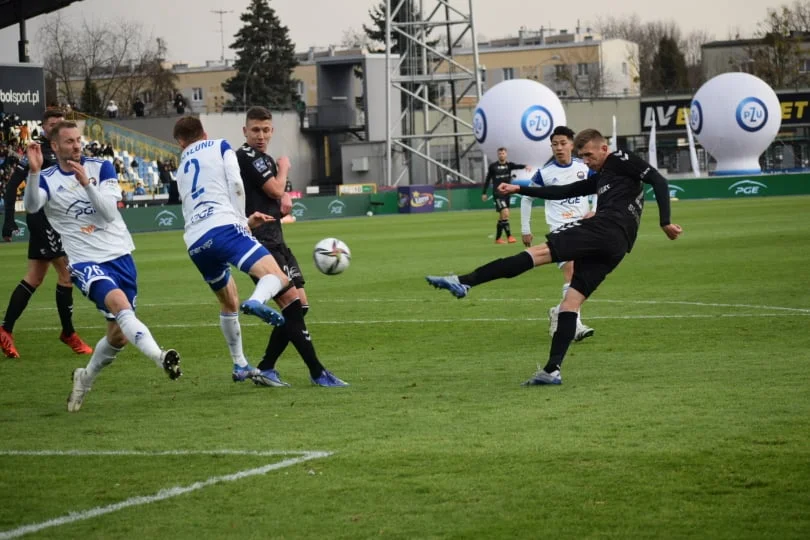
[70,254,138,320]
[188,224,270,291]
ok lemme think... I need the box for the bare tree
[595,15,687,95]
[735,4,810,88]
[38,15,175,115]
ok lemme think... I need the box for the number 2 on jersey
[185,158,205,199]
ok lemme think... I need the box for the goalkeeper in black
[427,129,682,385]
[482,147,529,244]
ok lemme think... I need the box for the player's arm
[617,152,682,239]
[508,161,527,170]
[260,156,290,200]
[2,162,27,239]
[519,171,543,246]
[75,160,120,222]
[516,176,597,200]
[482,163,494,196]
[223,145,247,217]
[22,143,49,214]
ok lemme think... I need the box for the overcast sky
[0,0,780,66]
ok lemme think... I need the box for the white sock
[561,282,570,301]
[248,274,283,304]
[115,309,163,368]
[84,336,122,384]
[220,312,248,367]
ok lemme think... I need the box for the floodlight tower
[384,0,484,185]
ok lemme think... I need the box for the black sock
[543,311,578,373]
[2,280,36,333]
[258,326,289,371]
[56,285,76,336]
[503,220,512,237]
[459,251,534,287]
[259,300,325,378]
[495,220,504,239]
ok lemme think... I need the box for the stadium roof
[0,0,83,31]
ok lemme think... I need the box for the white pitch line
[22,297,810,313]
[11,312,810,333]
[0,449,332,540]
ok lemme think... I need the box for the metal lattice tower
[385,0,483,185]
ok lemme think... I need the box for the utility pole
[211,9,234,63]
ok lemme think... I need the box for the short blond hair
[573,129,606,151]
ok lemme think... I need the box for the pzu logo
[690,100,703,134]
[736,97,768,132]
[473,108,487,143]
[521,105,553,141]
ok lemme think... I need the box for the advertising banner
[0,63,45,121]
[397,185,435,214]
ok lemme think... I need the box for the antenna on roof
[211,9,234,63]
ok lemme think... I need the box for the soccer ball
[313,238,351,275]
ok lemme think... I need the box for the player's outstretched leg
[426,251,535,299]
[425,275,469,299]
[240,299,285,326]
[116,309,182,379]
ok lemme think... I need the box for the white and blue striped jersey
[27,157,134,264]
[521,158,596,234]
[176,138,248,248]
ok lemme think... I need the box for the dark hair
[551,126,575,140]
[497,147,506,152]
[173,116,204,143]
[573,128,606,151]
[49,120,78,142]
[246,106,273,122]
[42,108,66,123]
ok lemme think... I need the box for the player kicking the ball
[173,116,291,383]
[427,129,682,385]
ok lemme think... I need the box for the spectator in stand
[174,93,186,115]
[134,181,146,195]
[133,97,145,117]
[106,100,119,119]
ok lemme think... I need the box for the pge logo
[736,97,768,132]
[292,202,308,218]
[646,184,686,199]
[690,100,703,134]
[12,219,26,238]
[328,200,346,215]
[521,105,553,141]
[155,210,178,227]
[66,200,96,219]
[434,194,450,209]
[473,108,487,143]
[729,179,767,196]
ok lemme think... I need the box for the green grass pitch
[1,196,809,539]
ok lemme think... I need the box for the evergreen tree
[223,0,299,110]
[80,75,103,115]
[651,35,688,92]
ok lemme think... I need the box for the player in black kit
[236,107,348,387]
[427,129,682,385]
[0,109,92,358]
[482,147,529,244]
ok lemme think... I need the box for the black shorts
[268,243,305,289]
[493,196,510,212]
[545,217,628,298]
[26,212,66,261]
